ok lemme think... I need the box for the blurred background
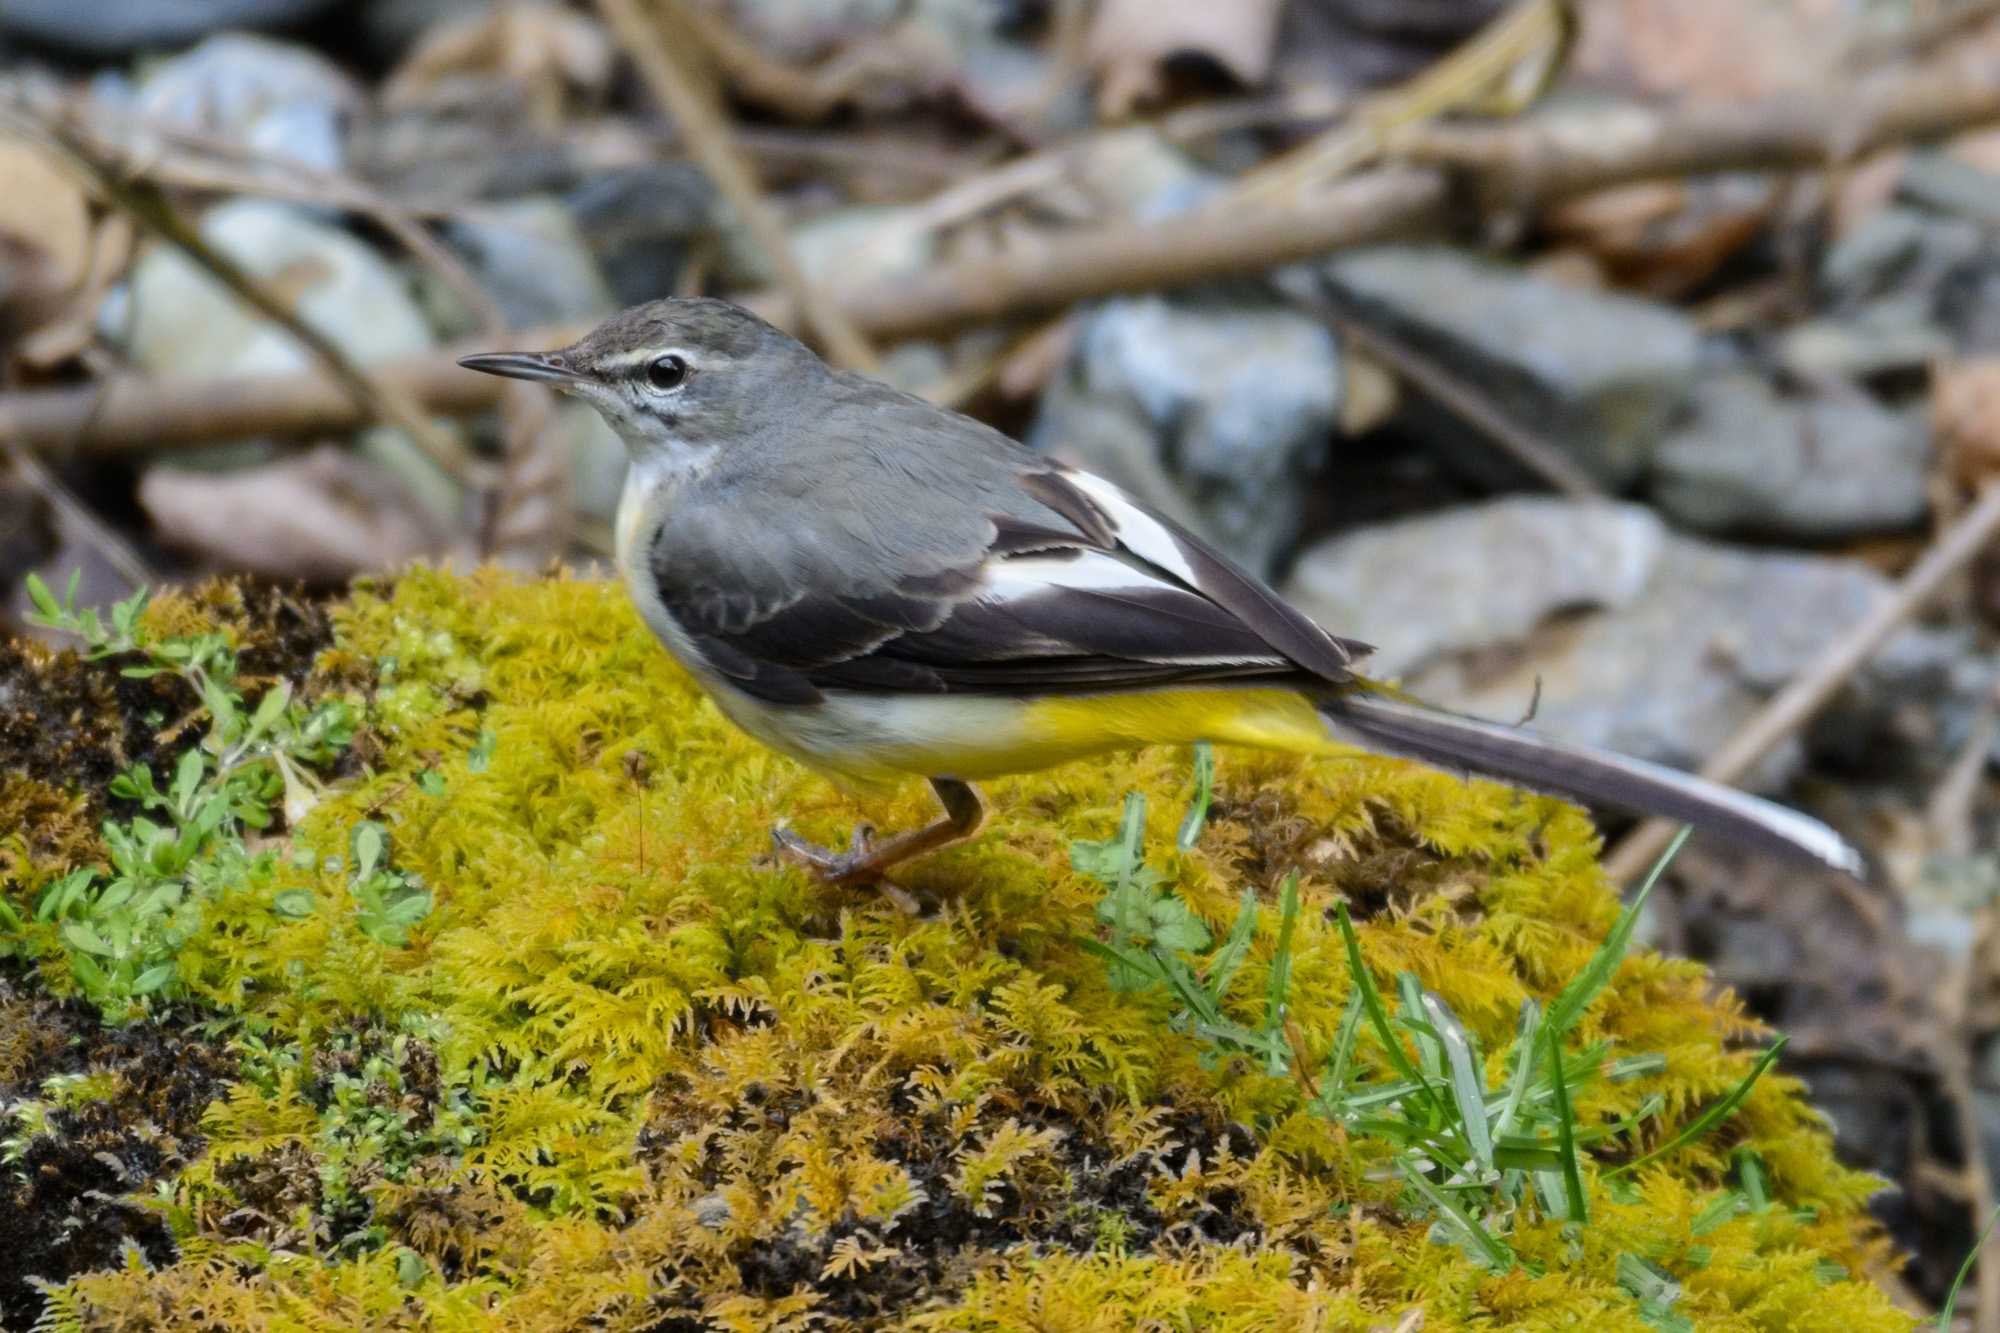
[2,0,1999,1308]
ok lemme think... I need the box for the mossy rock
[0,568,1911,1330]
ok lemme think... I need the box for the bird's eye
[645,354,689,391]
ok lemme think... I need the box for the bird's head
[458,298,822,461]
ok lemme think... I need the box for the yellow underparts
[1016,686,1341,770]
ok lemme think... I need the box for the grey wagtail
[460,298,1861,886]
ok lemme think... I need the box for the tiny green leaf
[25,572,61,625]
[350,822,388,884]
[272,889,316,920]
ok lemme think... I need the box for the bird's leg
[772,779,986,901]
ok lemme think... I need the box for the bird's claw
[770,824,921,915]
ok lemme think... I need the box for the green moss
[12,567,1908,1330]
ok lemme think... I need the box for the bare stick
[12,100,481,484]
[828,168,1447,340]
[1602,481,2000,883]
[16,33,2000,456]
[1325,315,1603,497]
[595,0,880,373]
[1390,36,2000,204]
[0,174,1443,454]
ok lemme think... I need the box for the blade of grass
[1424,992,1494,1174]
[1203,887,1260,1002]
[1489,999,1543,1145]
[1320,992,1364,1114]
[1545,1025,1588,1222]
[1333,901,1429,1092]
[1936,1204,2000,1332]
[1607,1036,1788,1180]
[1397,1159,1514,1274]
[1546,826,1691,1039]
[1177,742,1215,849]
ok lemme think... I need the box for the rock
[1320,245,1703,489]
[0,0,337,54]
[1285,497,1959,791]
[790,204,937,294]
[1648,374,1931,541]
[116,199,459,523]
[566,165,724,306]
[1776,298,1952,383]
[133,33,364,176]
[1030,289,1340,578]
[1282,497,1665,678]
[441,196,615,329]
[1820,205,1983,308]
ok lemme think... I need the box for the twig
[595,0,880,372]
[1602,481,2000,884]
[10,99,481,485]
[1229,0,1574,205]
[0,336,560,459]
[18,32,2000,456]
[1390,36,2000,206]
[68,103,507,336]
[1322,314,1603,498]
[828,168,1448,340]
[0,173,1443,454]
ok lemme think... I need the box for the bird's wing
[645,399,1366,705]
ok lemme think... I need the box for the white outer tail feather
[1322,693,1863,876]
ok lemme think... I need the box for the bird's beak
[456,351,588,385]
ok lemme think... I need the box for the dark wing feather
[643,377,1368,704]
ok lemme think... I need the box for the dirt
[0,979,237,1328]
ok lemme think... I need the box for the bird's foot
[770,824,922,914]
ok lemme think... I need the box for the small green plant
[10,574,364,1018]
[1081,758,1786,1304]
[229,1017,490,1255]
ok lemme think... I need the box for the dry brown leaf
[139,446,448,582]
[1086,0,1284,117]
[1933,359,2000,493]
[1544,175,1777,298]
[383,0,615,123]
[1572,0,1852,100]
[0,136,94,343]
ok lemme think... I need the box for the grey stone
[134,33,363,176]
[1284,498,1957,792]
[790,204,937,293]
[1321,245,1703,488]
[691,1192,733,1230]
[442,196,616,329]
[0,0,337,54]
[566,165,724,306]
[1776,298,1953,382]
[1030,290,1340,578]
[115,199,458,522]
[1820,205,1983,307]
[1413,533,1934,790]
[1282,497,1665,679]
[1649,375,1931,541]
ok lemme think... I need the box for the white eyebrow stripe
[598,347,694,374]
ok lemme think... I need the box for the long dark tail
[1321,693,1861,875]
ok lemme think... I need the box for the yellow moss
[32,566,1907,1330]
